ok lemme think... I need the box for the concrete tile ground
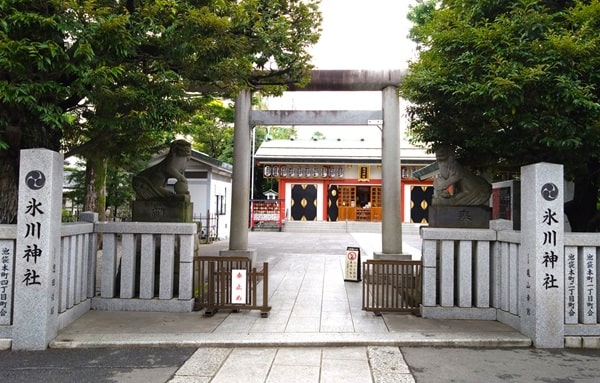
[50,230,529,382]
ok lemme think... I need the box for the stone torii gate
[221,69,412,261]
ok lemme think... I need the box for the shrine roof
[254,139,434,165]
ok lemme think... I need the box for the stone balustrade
[420,221,600,347]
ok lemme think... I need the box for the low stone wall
[91,221,197,312]
[420,221,600,348]
[0,216,198,350]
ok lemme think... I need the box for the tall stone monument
[13,149,63,350]
[132,139,193,222]
[520,162,564,348]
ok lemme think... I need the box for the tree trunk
[84,160,97,213]
[84,157,107,221]
[0,155,19,224]
[96,159,107,222]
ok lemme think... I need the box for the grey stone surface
[579,246,597,324]
[496,309,520,331]
[420,306,497,320]
[520,162,565,348]
[381,86,403,256]
[489,219,513,231]
[583,336,600,349]
[120,234,136,298]
[91,297,194,312]
[457,240,473,307]
[132,200,193,223]
[0,339,11,350]
[368,346,414,383]
[95,221,197,234]
[139,234,156,299]
[565,324,600,336]
[159,235,175,299]
[13,149,63,350]
[402,347,600,383]
[508,242,519,315]
[495,229,520,242]
[172,347,232,378]
[229,89,252,252]
[421,227,496,240]
[439,240,454,306]
[0,239,14,326]
[373,252,412,261]
[369,347,409,373]
[429,205,491,228]
[219,249,258,265]
[565,246,579,324]
[474,241,490,307]
[564,336,583,348]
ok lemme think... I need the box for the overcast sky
[265,0,417,139]
[309,0,416,70]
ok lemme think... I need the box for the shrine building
[254,137,435,224]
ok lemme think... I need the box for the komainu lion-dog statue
[133,140,192,201]
[432,144,491,206]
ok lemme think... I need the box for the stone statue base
[132,199,193,223]
[428,205,491,229]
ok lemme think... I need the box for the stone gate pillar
[222,89,256,262]
[375,85,410,260]
[13,149,63,350]
[520,162,565,348]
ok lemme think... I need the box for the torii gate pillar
[375,85,410,259]
[220,89,257,263]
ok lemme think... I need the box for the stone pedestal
[428,205,490,229]
[132,200,193,223]
[220,249,257,265]
[373,252,412,261]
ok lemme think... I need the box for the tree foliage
[184,99,235,163]
[402,0,600,230]
[0,0,322,223]
[65,161,136,221]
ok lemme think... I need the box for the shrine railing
[91,221,197,312]
[420,223,600,346]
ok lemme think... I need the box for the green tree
[401,0,600,231]
[0,0,322,223]
[105,166,136,221]
[64,163,86,212]
[65,160,137,221]
[185,99,235,163]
